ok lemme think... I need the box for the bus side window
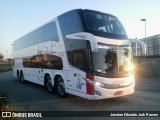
[58,10,83,35]
[64,39,87,71]
[22,54,63,70]
[43,54,63,70]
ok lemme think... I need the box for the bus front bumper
[86,82,135,100]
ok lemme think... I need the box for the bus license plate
[115,91,123,96]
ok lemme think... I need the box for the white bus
[13,9,146,100]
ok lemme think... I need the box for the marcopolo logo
[2,112,11,117]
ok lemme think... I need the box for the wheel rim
[57,78,65,95]
[46,76,52,91]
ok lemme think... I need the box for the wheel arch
[54,72,66,86]
[44,72,52,86]
[20,69,23,74]
[17,69,20,78]
[44,72,66,87]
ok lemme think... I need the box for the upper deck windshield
[58,9,127,39]
[83,10,128,39]
[92,43,133,77]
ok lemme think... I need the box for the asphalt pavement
[0,71,160,120]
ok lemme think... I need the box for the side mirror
[129,39,146,55]
[66,32,98,52]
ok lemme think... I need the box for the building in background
[132,34,160,56]
[132,34,160,78]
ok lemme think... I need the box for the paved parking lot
[0,71,160,120]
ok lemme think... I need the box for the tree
[0,53,4,59]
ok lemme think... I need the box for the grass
[0,92,19,120]
[0,92,8,107]
[0,64,12,73]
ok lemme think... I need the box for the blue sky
[1,0,160,59]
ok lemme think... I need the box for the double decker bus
[13,9,146,100]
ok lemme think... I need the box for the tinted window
[13,26,45,50]
[84,11,126,35]
[64,38,87,71]
[13,22,59,51]
[92,44,133,77]
[42,54,63,69]
[82,10,128,39]
[58,10,83,35]
[34,27,44,44]
[23,54,63,70]
[45,22,59,42]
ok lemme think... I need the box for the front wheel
[56,77,67,98]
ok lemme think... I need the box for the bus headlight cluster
[83,76,133,89]
[94,81,134,89]
[94,81,118,89]
[94,81,105,87]
[94,82,101,86]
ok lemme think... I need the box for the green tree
[0,53,4,59]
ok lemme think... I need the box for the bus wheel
[20,72,25,83]
[45,75,54,93]
[56,77,67,98]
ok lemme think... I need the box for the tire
[20,72,25,83]
[56,77,67,98]
[45,75,54,93]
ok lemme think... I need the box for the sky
[1,0,160,59]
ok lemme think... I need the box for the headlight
[94,82,101,86]
[94,81,106,87]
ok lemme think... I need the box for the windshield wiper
[100,68,107,73]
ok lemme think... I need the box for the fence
[132,34,160,56]
[132,34,160,78]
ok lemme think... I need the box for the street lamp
[141,18,147,38]
[6,51,8,60]
[11,44,13,59]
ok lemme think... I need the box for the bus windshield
[83,11,127,37]
[92,43,133,77]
